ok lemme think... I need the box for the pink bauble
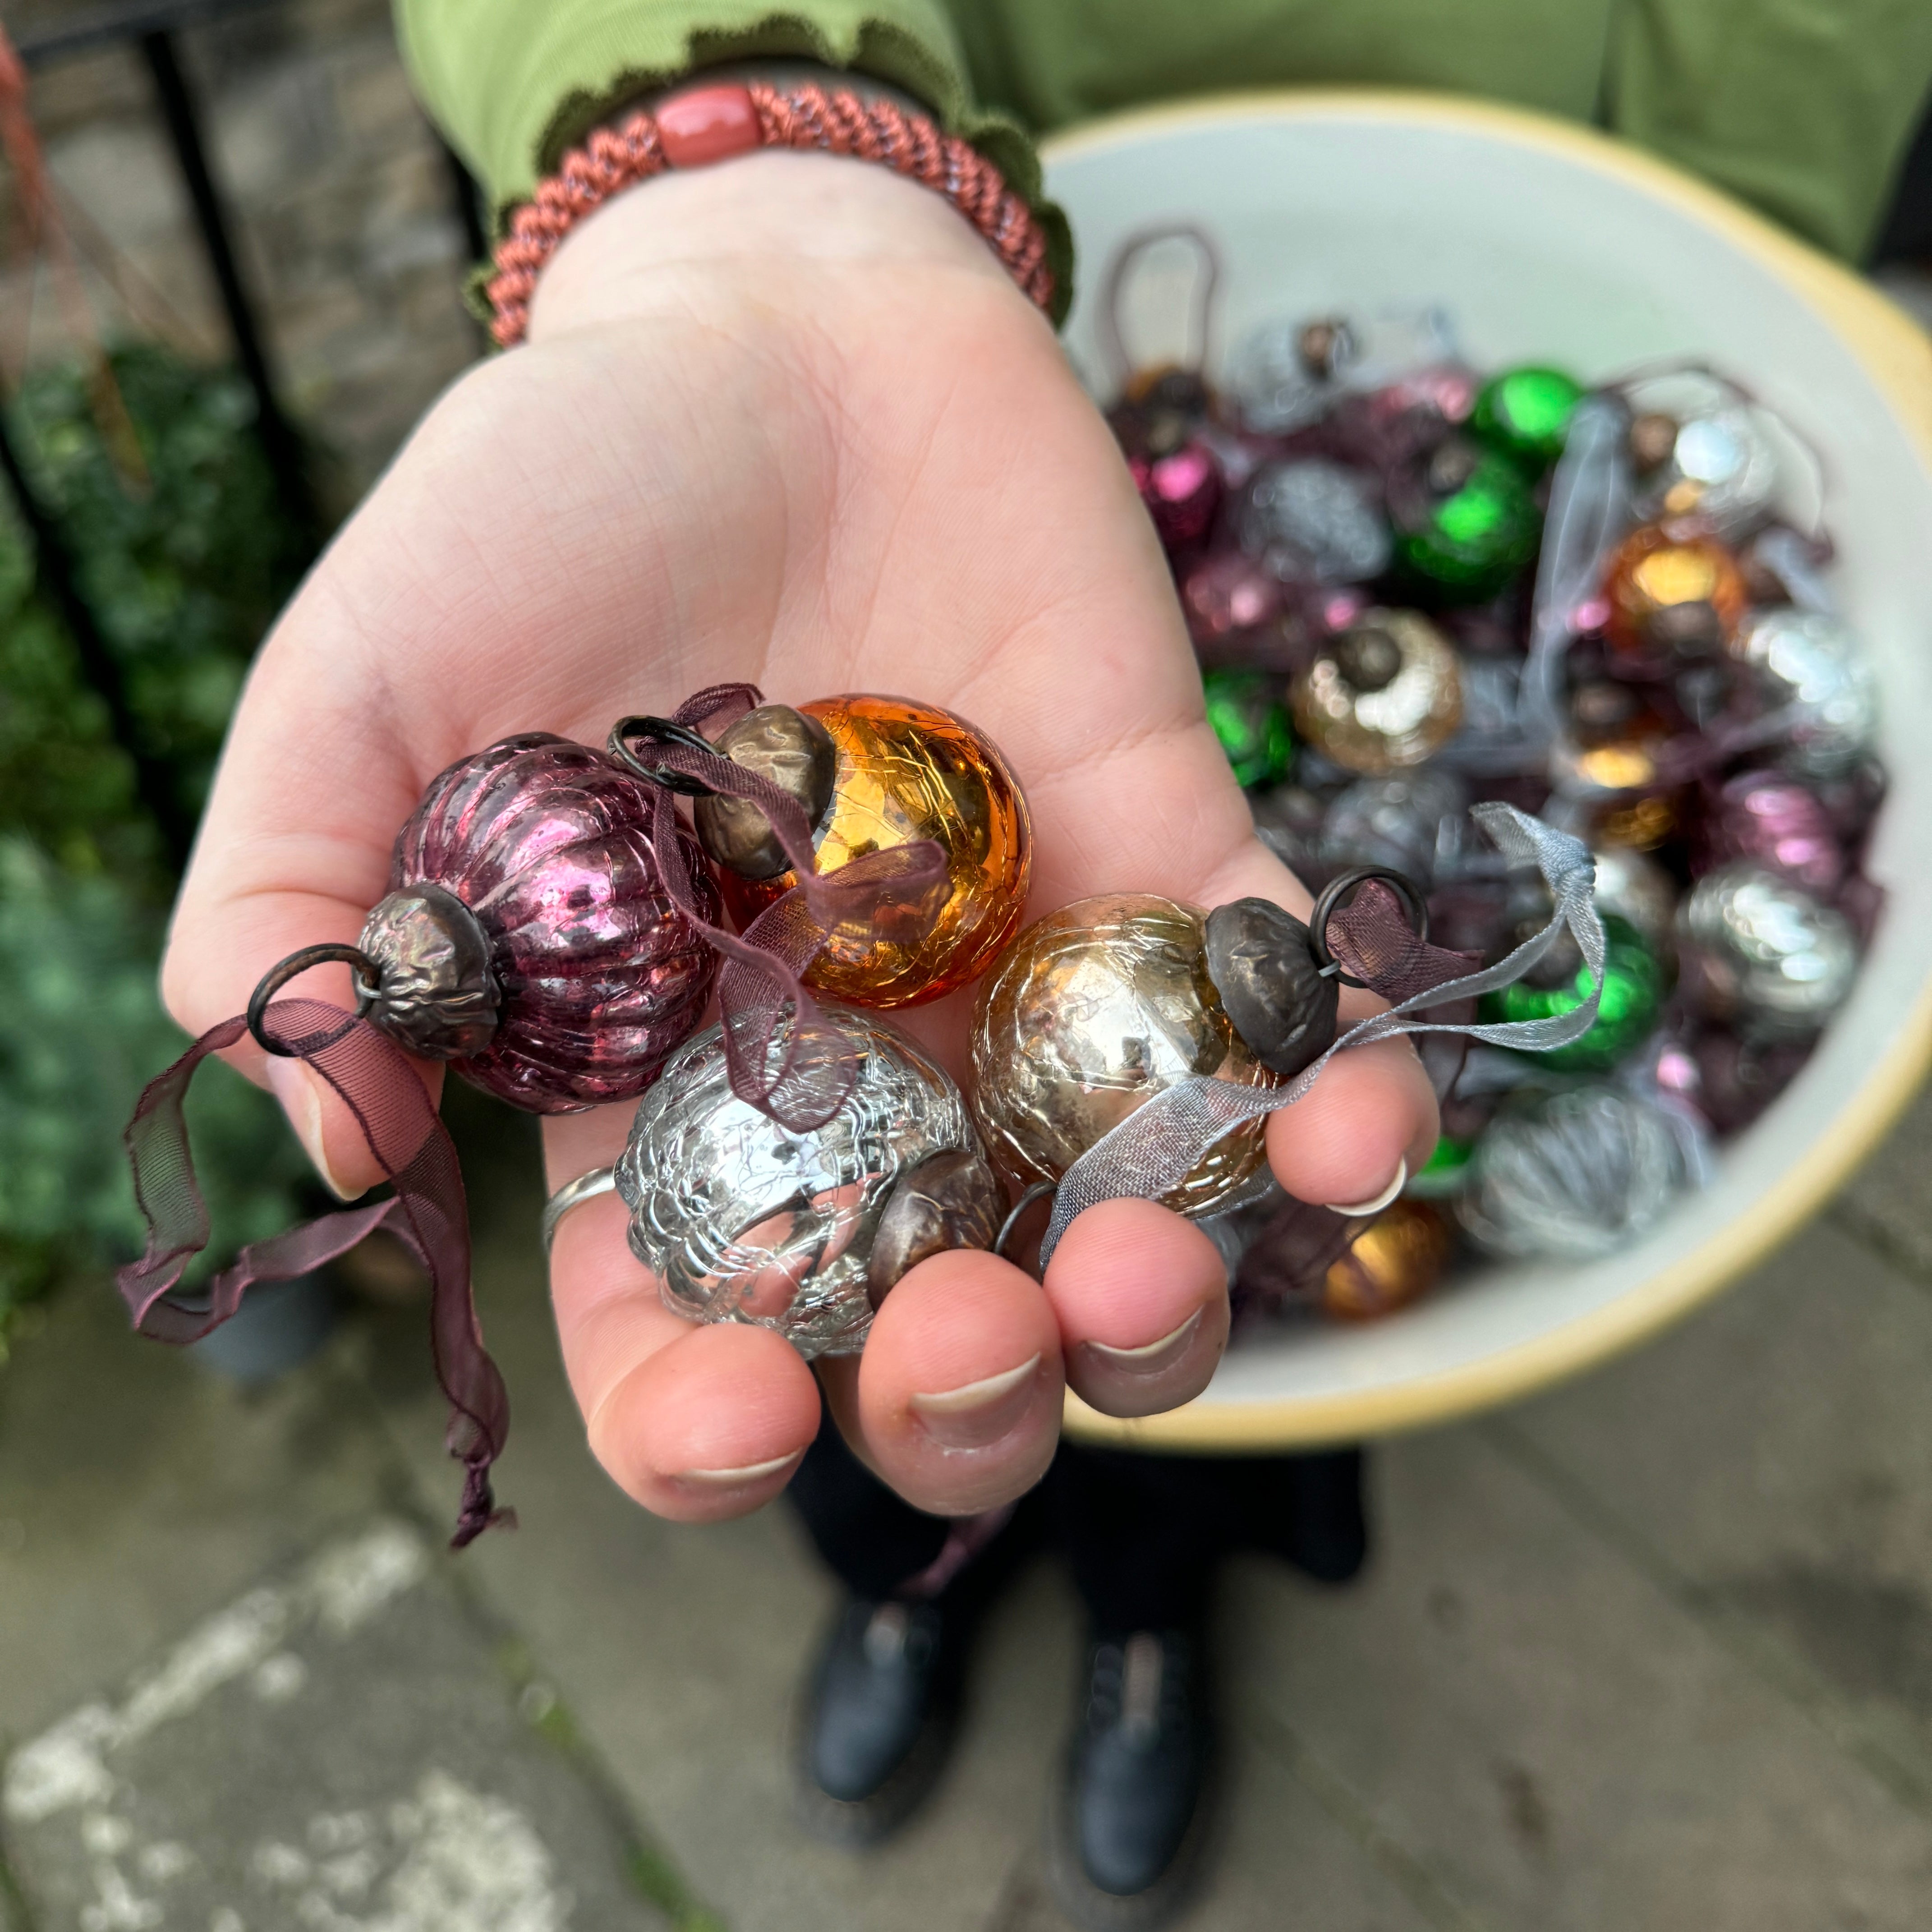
[380,734,719,1112]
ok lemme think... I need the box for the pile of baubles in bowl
[1109,305,1883,1327]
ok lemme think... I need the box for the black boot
[793,1595,962,1844]
[1049,1628,1213,1929]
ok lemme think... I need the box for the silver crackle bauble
[617,1013,1001,1358]
[1459,1086,1690,1260]
[1731,609,1877,781]
[1677,862,1859,1042]
[1237,458,1392,586]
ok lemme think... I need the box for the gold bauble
[1290,609,1463,775]
[967,894,1282,1218]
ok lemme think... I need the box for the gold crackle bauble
[968,894,1282,1218]
[1290,609,1463,775]
[719,694,1032,1008]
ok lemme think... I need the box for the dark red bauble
[384,734,720,1113]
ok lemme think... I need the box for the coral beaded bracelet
[485,78,1056,348]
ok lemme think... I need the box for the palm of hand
[166,156,1432,1523]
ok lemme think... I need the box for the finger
[849,1249,1063,1516]
[1042,1196,1229,1417]
[547,1176,820,1523]
[545,1106,819,1521]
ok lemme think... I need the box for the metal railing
[2,0,486,865]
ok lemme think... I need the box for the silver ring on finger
[541,1166,618,1255]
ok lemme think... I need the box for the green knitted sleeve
[394,0,1068,309]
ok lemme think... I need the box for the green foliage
[0,839,310,1317]
[0,344,313,1341]
[8,342,305,832]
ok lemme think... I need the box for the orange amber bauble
[1603,524,1748,662]
[718,695,1032,1007]
[1323,1198,1452,1321]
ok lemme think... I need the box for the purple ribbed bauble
[376,733,719,1113]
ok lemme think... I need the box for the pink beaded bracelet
[485,78,1056,348]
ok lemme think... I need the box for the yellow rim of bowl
[1046,88,1932,1451]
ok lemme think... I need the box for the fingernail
[266,1058,354,1201]
[1077,1308,1203,1380]
[908,1353,1041,1451]
[676,1451,803,1490]
[1325,1158,1407,1218]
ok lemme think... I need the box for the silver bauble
[1319,767,1468,887]
[1733,609,1877,781]
[1677,862,1858,1041]
[1238,459,1392,585]
[617,1013,995,1358]
[1229,321,1344,434]
[1634,403,1782,541]
[1459,1087,1689,1260]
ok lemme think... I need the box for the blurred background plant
[0,340,316,1351]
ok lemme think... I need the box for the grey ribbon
[1038,805,1605,1267]
[1522,394,1633,747]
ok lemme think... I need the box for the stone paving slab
[1500,1218,1932,1808]
[0,1286,401,1749]
[367,1238,1466,1932]
[359,1233,1084,1932]
[1234,1425,1932,1932]
[1835,1076,1932,1280]
[2,1518,664,1932]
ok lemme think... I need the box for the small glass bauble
[1324,1199,1451,1320]
[1129,442,1221,552]
[379,734,720,1113]
[968,894,1283,1218]
[1729,610,1877,781]
[1203,666,1294,789]
[1481,913,1665,1072]
[718,695,1031,1008]
[1602,524,1748,667]
[1182,551,1284,652]
[1291,609,1463,776]
[1631,401,1781,541]
[1459,1086,1689,1260]
[1469,365,1584,471]
[1318,765,1468,885]
[1703,770,1844,894]
[1677,863,1858,1041]
[1237,458,1391,586]
[1390,442,1540,599]
[617,1013,996,1359]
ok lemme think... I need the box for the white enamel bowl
[1044,92,1932,1450]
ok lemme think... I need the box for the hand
[163,151,1437,1525]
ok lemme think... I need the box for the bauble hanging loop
[246,943,382,1058]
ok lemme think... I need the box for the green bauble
[1395,450,1541,600]
[1471,366,1585,470]
[1481,914,1665,1072]
[1203,666,1294,789]
[1407,1133,1474,1198]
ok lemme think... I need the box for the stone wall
[6,0,482,509]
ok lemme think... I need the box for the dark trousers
[788,1400,1369,1632]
